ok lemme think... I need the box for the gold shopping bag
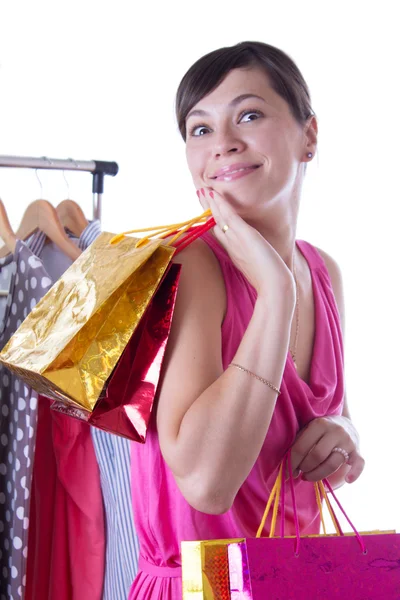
[182,538,243,600]
[0,233,174,410]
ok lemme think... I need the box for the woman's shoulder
[313,245,343,284]
[170,237,227,315]
[298,240,342,278]
[171,235,224,282]
[313,245,345,326]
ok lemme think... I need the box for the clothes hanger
[14,199,81,261]
[56,199,88,238]
[0,200,18,294]
[56,171,89,237]
[0,199,18,259]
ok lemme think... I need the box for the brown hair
[176,41,315,140]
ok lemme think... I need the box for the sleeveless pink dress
[129,233,345,599]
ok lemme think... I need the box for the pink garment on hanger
[26,401,105,600]
[128,232,345,599]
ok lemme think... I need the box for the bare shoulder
[171,236,221,271]
[316,247,342,289]
[315,246,345,321]
[170,237,226,312]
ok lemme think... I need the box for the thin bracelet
[229,363,281,395]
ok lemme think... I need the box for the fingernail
[294,469,301,479]
[196,190,200,198]
[209,191,214,199]
[201,188,205,197]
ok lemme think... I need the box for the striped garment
[91,431,140,599]
[87,222,139,598]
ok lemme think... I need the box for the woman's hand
[197,187,295,299]
[290,416,365,484]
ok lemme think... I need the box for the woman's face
[185,67,314,215]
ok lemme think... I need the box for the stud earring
[307,152,313,158]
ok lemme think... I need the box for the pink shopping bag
[227,454,400,599]
[228,532,400,599]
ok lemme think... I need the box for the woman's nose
[213,128,246,158]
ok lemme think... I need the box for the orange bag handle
[109,209,215,251]
[256,455,344,539]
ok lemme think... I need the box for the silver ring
[221,224,229,233]
[331,447,350,463]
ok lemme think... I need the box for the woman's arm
[156,240,295,514]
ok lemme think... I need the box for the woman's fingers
[344,452,366,483]
[288,417,360,482]
[298,434,353,474]
[196,188,210,212]
[197,187,246,251]
[301,450,365,483]
[300,452,351,482]
[199,188,239,228]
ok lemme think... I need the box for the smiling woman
[180,49,317,225]
[128,41,364,600]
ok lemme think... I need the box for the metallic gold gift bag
[0,232,173,410]
[182,538,242,600]
[0,211,215,432]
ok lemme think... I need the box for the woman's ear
[304,115,318,156]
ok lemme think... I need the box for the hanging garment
[26,397,105,600]
[128,233,345,600]
[24,221,106,600]
[0,233,52,600]
[91,430,140,599]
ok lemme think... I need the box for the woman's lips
[212,164,261,182]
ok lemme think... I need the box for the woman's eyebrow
[186,93,267,120]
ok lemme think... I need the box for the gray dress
[0,234,52,600]
[0,222,108,600]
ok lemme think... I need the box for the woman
[129,41,365,599]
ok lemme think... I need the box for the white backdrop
[1,1,399,532]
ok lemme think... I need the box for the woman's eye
[239,110,263,123]
[190,125,211,137]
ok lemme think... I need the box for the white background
[0,1,399,533]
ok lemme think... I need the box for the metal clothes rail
[0,155,119,222]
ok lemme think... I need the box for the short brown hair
[176,41,315,140]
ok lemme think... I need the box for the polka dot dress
[0,241,52,600]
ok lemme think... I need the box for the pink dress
[129,233,345,599]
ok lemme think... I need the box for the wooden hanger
[56,199,88,238]
[14,200,82,261]
[0,199,18,258]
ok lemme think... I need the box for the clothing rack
[0,155,119,222]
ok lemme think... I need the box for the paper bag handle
[257,450,366,555]
[108,209,216,253]
[259,452,344,539]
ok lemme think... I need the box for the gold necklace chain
[290,250,300,369]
